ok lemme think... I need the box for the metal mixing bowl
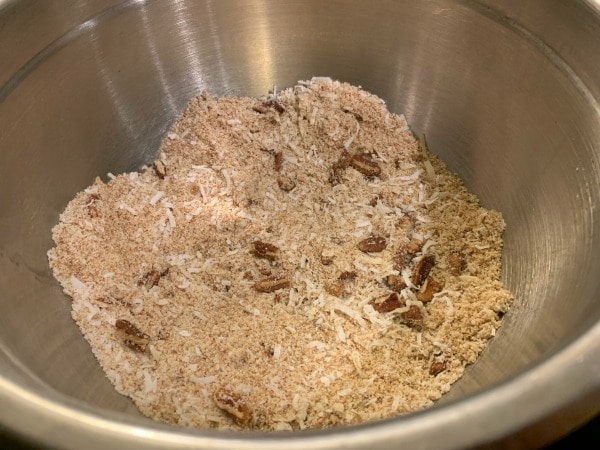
[1,0,599,448]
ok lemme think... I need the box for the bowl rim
[1,0,600,448]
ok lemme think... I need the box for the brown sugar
[48,78,513,431]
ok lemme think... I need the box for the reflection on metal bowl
[0,0,599,449]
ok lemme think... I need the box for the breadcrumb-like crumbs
[48,78,513,431]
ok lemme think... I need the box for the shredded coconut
[48,79,513,431]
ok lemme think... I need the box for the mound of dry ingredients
[48,78,513,431]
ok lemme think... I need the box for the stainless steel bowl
[1,1,599,448]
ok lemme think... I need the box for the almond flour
[48,78,513,431]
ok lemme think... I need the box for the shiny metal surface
[1,0,599,448]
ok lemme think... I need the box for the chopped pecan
[329,150,352,185]
[448,251,466,276]
[393,239,422,271]
[321,254,334,265]
[115,319,150,353]
[417,277,443,303]
[213,388,252,425]
[406,238,423,255]
[350,153,381,177]
[86,194,100,218]
[270,100,286,114]
[357,236,387,253]
[277,175,296,192]
[396,215,415,231]
[385,274,406,292]
[429,360,447,376]
[258,99,285,114]
[401,305,424,324]
[253,276,290,293]
[412,255,435,286]
[325,281,344,297]
[252,241,279,261]
[368,194,383,207]
[153,160,167,179]
[88,204,98,218]
[338,271,357,281]
[273,151,283,172]
[137,270,162,288]
[252,104,268,114]
[369,293,404,313]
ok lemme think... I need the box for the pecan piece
[269,100,286,114]
[137,269,165,288]
[369,293,404,313]
[325,281,344,297]
[448,251,466,276]
[412,255,435,286]
[213,388,252,425]
[368,194,383,207]
[357,236,387,253]
[393,239,422,271]
[406,238,423,255]
[253,276,290,293]
[338,271,357,281]
[329,150,352,185]
[252,241,279,261]
[385,274,406,292]
[153,160,167,179]
[252,104,268,114]
[401,305,424,324]
[350,153,381,177]
[115,319,150,353]
[429,360,447,376]
[417,277,444,303]
[321,254,334,265]
[273,151,283,172]
[277,175,296,192]
[86,193,100,218]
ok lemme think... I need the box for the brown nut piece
[277,176,296,192]
[329,150,352,185]
[252,241,280,261]
[137,270,162,289]
[400,305,424,325]
[325,281,345,297]
[417,277,444,303]
[338,271,357,281]
[385,274,406,292]
[357,236,387,253]
[273,151,283,172]
[153,160,166,179]
[213,388,252,425]
[448,251,466,276]
[350,153,381,177]
[115,319,150,353]
[412,255,435,286]
[253,276,290,293]
[369,293,404,313]
[321,255,334,265]
[406,238,423,255]
[429,360,447,376]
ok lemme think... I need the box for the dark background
[1,414,598,449]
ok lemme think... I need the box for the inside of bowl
[1,0,599,425]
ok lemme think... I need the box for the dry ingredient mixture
[48,78,513,431]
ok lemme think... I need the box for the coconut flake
[191,375,216,385]
[149,191,164,205]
